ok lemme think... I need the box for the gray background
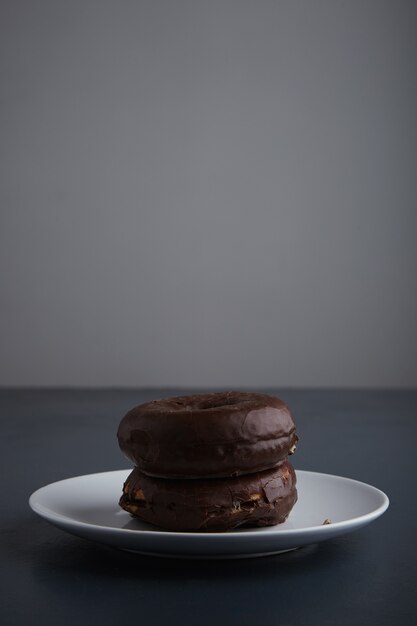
[1,0,416,388]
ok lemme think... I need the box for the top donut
[117,391,298,478]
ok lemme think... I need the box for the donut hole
[194,395,242,411]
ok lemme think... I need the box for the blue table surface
[0,388,416,626]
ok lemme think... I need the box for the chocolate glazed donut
[117,391,298,479]
[119,460,297,532]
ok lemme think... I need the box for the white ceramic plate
[29,469,389,559]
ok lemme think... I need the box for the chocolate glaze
[119,460,297,532]
[117,391,298,478]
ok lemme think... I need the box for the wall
[1,0,416,387]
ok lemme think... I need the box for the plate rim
[29,468,390,539]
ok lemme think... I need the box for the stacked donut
[117,391,298,532]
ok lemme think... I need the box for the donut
[119,460,297,532]
[117,391,298,479]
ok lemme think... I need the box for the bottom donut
[119,460,297,532]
